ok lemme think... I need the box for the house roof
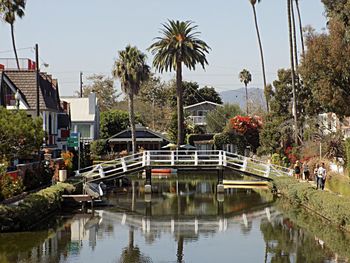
[184,101,223,110]
[3,70,60,111]
[108,126,169,142]
[62,96,96,122]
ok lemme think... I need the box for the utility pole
[80,72,83,97]
[35,44,40,117]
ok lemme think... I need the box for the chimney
[89,92,96,115]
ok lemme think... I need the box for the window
[76,124,91,138]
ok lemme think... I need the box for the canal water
[0,175,349,263]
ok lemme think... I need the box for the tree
[168,81,222,107]
[249,0,269,112]
[287,0,299,144]
[206,103,242,133]
[239,69,252,114]
[81,74,119,112]
[300,21,350,117]
[100,110,143,140]
[294,0,305,57]
[149,20,210,145]
[112,45,150,153]
[138,75,171,129]
[0,108,44,162]
[0,0,26,70]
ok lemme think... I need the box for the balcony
[188,116,207,125]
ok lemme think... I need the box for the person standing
[294,160,301,180]
[303,162,310,181]
[314,164,319,185]
[319,162,327,190]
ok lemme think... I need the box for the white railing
[78,150,293,181]
[189,116,207,125]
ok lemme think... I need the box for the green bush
[0,183,75,232]
[271,176,350,231]
[0,174,24,200]
[90,139,107,159]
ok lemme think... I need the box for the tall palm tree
[294,0,305,58]
[287,0,298,144]
[148,20,210,145]
[249,0,269,112]
[1,0,26,70]
[112,45,150,153]
[239,69,252,114]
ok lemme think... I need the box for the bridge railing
[145,150,223,166]
[78,150,293,181]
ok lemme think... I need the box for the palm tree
[148,20,210,145]
[287,0,298,144]
[112,45,150,153]
[249,0,269,112]
[1,0,26,70]
[294,0,305,58]
[239,69,252,114]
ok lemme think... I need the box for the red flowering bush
[229,115,262,134]
[227,115,263,152]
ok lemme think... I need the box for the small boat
[151,168,177,174]
[223,180,268,186]
[142,168,177,177]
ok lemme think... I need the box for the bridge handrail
[77,150,293,181]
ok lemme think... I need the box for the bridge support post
[145,167,152,194]
[217,166,224,193]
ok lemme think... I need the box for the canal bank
[0,183,75,232]
[270,176,350,232]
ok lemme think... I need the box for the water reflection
[0,178,348,262]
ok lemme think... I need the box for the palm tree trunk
[295,0,305,58]
[11,23,20,70]
[245,83,249,115]
[288,0,298,144]
[128,92,136,153]
[291,0,299,70]
[176,61,184,145]
[177,236,184,263]
[252,4,269,112]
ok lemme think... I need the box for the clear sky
[0,0,327,96]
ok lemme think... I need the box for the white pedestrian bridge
[76,150,293,183]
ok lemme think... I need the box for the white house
[62,93,99,141]
[184,101,222,126]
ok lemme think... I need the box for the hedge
[0,183,75,232]
[270,176,350,232]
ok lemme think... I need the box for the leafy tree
[300,21,350,117]
[138,75,172,130]
[138,75,169,107]
[81,74,119,112]
[168,81,222,107]
[249,0,269,112]
[0,108,44,162]
[112,45,150,153]
[100,109,143,139]
[0,0,25,69]
[149,20,210,145]
[239,69,252,114]
[206,103,242,133]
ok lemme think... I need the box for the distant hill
[220,87,266,111]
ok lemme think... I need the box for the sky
[0,0,327,97]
